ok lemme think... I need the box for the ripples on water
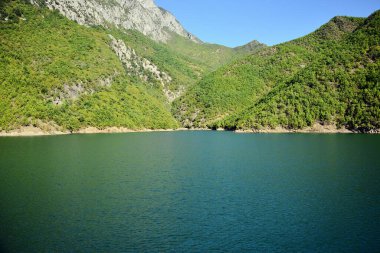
[0,132,379,252]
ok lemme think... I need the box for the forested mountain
[174,12,380,132]
[0,0,378,134]
[28,0,200,43]
[0,0,262,132]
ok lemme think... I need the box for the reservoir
[0,132,379,252]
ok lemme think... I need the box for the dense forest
[174,12,380,132]
[0,0,260,132]
[0,0,379,133]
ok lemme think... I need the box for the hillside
[0,0,261,133]
[0,0,378,134]
[28,0,199,43]
[166,34,266,71]
[174,12,380,132]
[0,1,181,131]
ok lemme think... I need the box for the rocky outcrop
[108,34,180,102]
[50,74,117,105]
[234,40,267,53]
[30,0,199,43]
[314,16,363,41]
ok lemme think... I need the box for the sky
[155,0,380,47]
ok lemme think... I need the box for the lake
[0,131,379,252]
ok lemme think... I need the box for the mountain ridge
[0,0,264,132]
[0,0,378,134]
[28,0,200,43]
[173,12,380,132]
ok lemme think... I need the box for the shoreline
[0,126,210,137]
[0,125,378,137]
[234,129,356,134]
[234,128,355,134]
[235,127,379,134]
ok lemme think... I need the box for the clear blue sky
[155,0,380,47]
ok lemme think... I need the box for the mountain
[0,1,178,131]
[0,0,378,134]
[174,12,380,132]
[29,0,199,43]
[0,0,263,132]
[166,34,266,71]
[234,40,267,53]
[27,0,264,69]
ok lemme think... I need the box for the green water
[0,132,379,252]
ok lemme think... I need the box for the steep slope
[221,11,380,132]
[0,0,266,133]
[28,0,199,43]
[2,0,377,133]
[174,13,379,132]
[234,40,267,54]
[166,34,266,71]
[0,0,268,131]
[0,0,179,131]
[28,0,264,72]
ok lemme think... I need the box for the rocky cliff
[108,34,181,102]
[29,0,199,43]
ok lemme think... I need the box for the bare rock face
[30,0,199,43]
[108,34,181,102]
[50,74,118,105]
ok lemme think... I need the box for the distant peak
[314,16,364,40]
[368,9,380,18]
[234,40,267,53]
[363,9,380,25]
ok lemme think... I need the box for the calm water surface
[0,132,379,252]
